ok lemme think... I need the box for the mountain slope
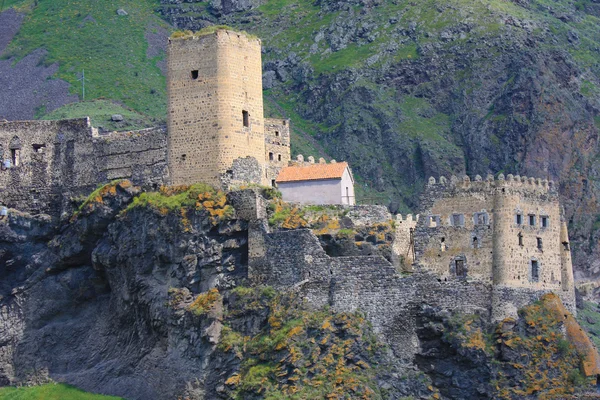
[2,0,600,282]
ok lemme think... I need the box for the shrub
[188,288,220,316]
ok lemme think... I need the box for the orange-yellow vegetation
[73,179,134,221]
[218,287,384,399]
[187,288,220,316]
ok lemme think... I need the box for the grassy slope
[0,383,123,400]
[42,100,158,131]
[3,0,168,118]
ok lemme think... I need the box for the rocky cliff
[0,182,596,399]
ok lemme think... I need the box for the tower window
[428,215,440,227]
[529,214,536,226]
[516,213,523,225]
[472,236,479,248]
[451,214,464,227]
[271,179,276,187]
[537,237,543,250]
[275,131,280,137]
[518,232,523,246]
[11,149,20,167]
[269,152,274,161]
[181,154,187,162]
[454,258,466,277]
[283,120,287,126]
[242,110,250,127]
[278,154,281,161]
[541,216,549,228]
[191,70,199,80]
[531,260,539,282]
[563,241,570,251]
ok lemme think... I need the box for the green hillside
[0,383,123,399]
[3,0,167,117]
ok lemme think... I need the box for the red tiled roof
[276,162,349,183]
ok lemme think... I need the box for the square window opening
[191,70,199,80]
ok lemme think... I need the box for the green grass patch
[576,301,600,349]
[126,183,215,213]
[42,100,158,131]
[5,0,168,118]
[0,383,123,400]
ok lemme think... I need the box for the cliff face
[0,183,595,399]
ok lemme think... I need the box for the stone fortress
[0,28,578,326]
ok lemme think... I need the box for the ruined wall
[414,176,496,283]
[0,119,168,217]
[416,174,576,318]
[264,118,290,186]
[167,30,267,187]
[392,213,418,271]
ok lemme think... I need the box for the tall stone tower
[167,29,267,187]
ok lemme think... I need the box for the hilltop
[2,0,600,284]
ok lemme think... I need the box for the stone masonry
[0,118,167,218]
[167,29,290,188]
[414,174,576,320]
[0,28,292,217]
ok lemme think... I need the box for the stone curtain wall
[167,30,267,187]
[94,127,168,188]
[0,119,168,217]
[0,118,93,215]
[264,118,290,185]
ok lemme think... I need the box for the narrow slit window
[11,149,20,166]
[278,154,282,161]
[472,236,479,248]
[537,237,543,250]
[242,110,250,127]
[541,216,548,228]
[529,214,536,226]
[518,232,523,246]
[191,70,199,80]
[516,213,523,225]
[531,260,539,282]
[269,152,274,161]
[275,131,280,137]
[271,179,276,187]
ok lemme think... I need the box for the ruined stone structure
[0,119,167,218]
[414,174,575,319]
[0,29,291,217]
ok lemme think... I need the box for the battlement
[290,154,334,166]
[169,28,261,46]
[426,174,556,196]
